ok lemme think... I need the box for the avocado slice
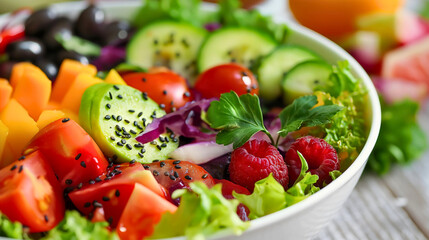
[80,83,178,163]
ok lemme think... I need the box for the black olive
[24,8,57,36]
[36,58,58,81]
[75,5,105,40]
[43,17,73,50]
[56,50,90,65]
[6,38,46,62]
[100,20,131,46]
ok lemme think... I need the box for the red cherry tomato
[195,63,259,99]
[122,71,193,113]
[25,118,109,189]
[0,151,65,233]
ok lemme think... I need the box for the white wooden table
[257,0,429,239]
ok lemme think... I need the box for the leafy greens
[151,182,249,240]
[206,92,342,149]
[0,212,25,239]
[233,152,320,219]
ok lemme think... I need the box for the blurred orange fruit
[289,0,405,40]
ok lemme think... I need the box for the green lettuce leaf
[206,91,271,149]
[233,153,319,219]
[132,0,216,28]
[42,211,118,240]
[368,98,427,174]
[217,0,289,43]
[233,174,286,219]
[151,182,249,240]
[0,212,25,239]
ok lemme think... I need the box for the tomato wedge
[69,163,166,228]
[117,184,177,240]
[0,151,65,232]
[25,118,109,189]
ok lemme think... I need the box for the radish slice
[169,141,233,165]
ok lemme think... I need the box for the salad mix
[0,0,372,239]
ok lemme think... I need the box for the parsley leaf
[206,91,271,149]
[277,95,343,137]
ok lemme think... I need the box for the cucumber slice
[257,45,321,102]
[198,27,277,72]
[80,84,178,163]
[282,60,333,104]
[79,83,111,134]
[127,21,207,84]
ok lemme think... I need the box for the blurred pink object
[372,76,428,104]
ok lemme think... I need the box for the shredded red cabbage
[91,45,126,71]
[136,99,216,144]
[204,22,221,32]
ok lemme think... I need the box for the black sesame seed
[115,189,120,197]
[109,92,113,99]
[169,175,176,181]
[102,196,110,201]
[138,153,144,158]
[125,119,130,123]
[80,161,87,168]
[159,136,165,142]
[150,141,157,145]
[185,175,192,180]
[113,85,120,90]
[18,165,23,173]
[130,159,136,164]
[10,165,17,171]
[175,165,182,169]
[44,215,49,222]
[164,172,170,176]
[173,160,181,164]
[115,131,121,137]
[202,174,208,179]
[110,136,116,141]
[174,171,179,178]
[153,170,159,176]
[62,118,70,123]
[153,160,160,162]
[172,137,178,142]
[65,179,73,185]
[84,202,91,208]
[241,71,248,76]
[117,142,124,147]
[128,109,135,113]
[126,144,132,150]
[121,139,126,144]
[106,103,111,109]
[142,77,147,82]
[75,153,82,160]
[117,115,123,121]
[95,177,102,182]
[162,90,167,95]
[18,156,25,161]
[115,165,121,169]
[105,115,111,120]
[117,94,123,99]
[141,148,146,154]
[161,143,167,148]
[130,129,137,135]
[93,201,102,208]
[156,145,162,150]
[160,161,165,167]
[112,115,116,120]
[143,165,150,169]
[138,112,143,117]
[142,92,148,100]
[107,217,113,225]
[116,125,121,131]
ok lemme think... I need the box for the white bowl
[0,1,381,239]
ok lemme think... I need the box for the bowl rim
[0,0,382,237]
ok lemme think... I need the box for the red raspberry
[229,139,289,191]
[284,136,339,187]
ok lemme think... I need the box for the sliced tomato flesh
[0,151,65,233]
